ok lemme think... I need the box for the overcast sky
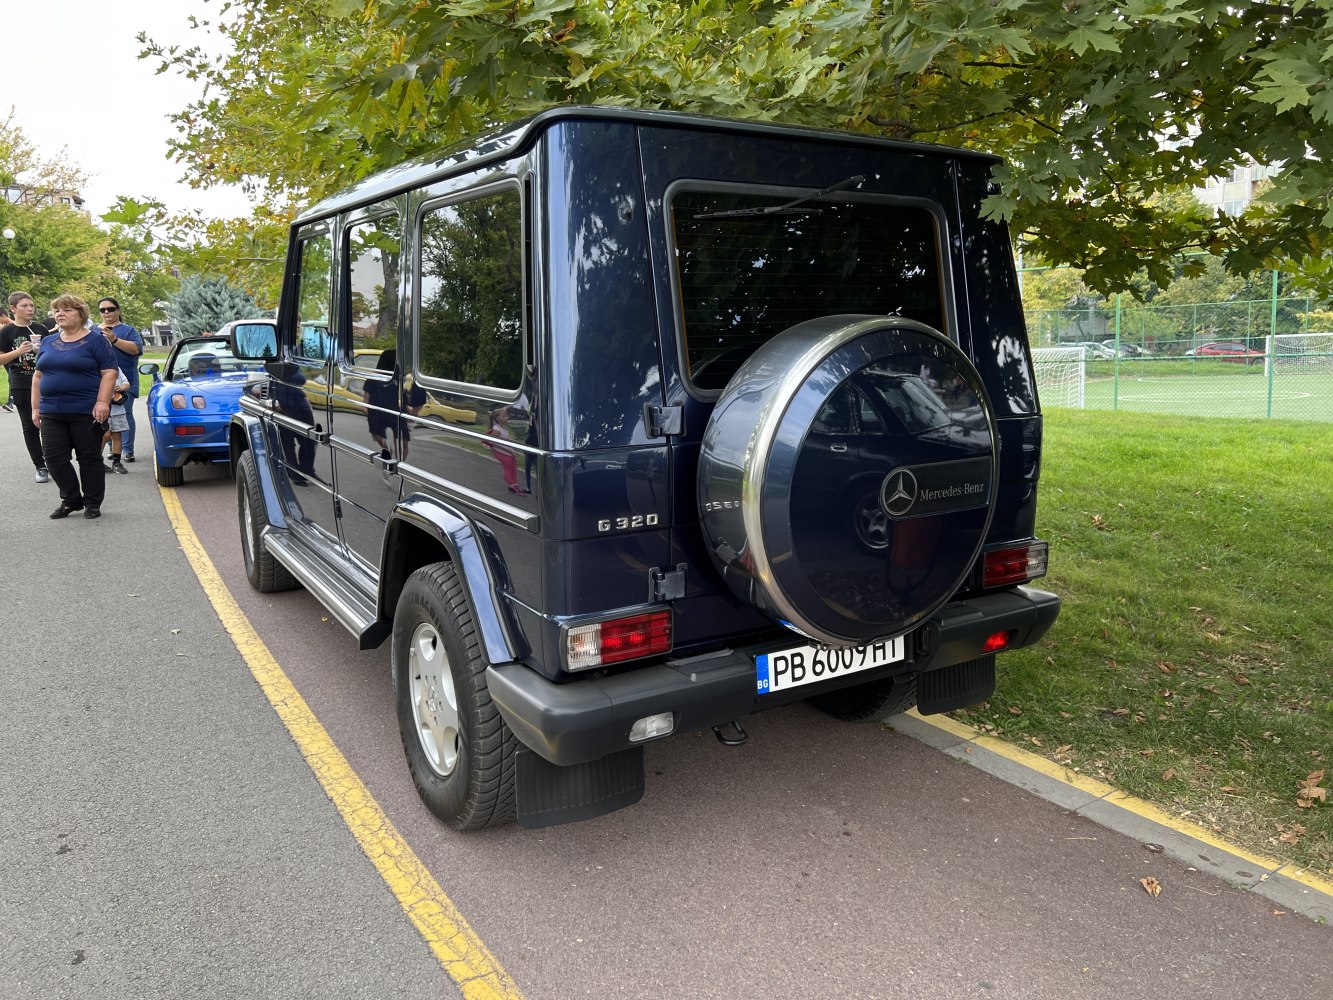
[6,0,254,221]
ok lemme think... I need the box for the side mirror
[231,320,279,360]
[138,362,160,376]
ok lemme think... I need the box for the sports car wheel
[392,562,516,830]
[237,450,297,592]
[154,450,184,487]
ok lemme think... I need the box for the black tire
[809,674,917,722]
[236,450,297,592]
[154,452,184,487]
[392,562,517,830]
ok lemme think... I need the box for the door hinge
[644,403,684,438]
[650,564,687,602]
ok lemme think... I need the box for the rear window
[671,189,946,392]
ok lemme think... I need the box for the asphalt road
[2,420,1330,1000]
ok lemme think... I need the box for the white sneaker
[35,468,50,484]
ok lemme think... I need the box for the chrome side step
[263,529,390,649]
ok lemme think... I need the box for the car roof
[297,105,1002,224]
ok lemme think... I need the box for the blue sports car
[140,326,268,487]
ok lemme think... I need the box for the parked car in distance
[140,321,272,486]
[1100,340,1153,358]
[1184,341,1265,364]
[1069,341,1115,360]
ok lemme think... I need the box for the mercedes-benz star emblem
[880,468,918,517]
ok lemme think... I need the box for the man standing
[95,298,143,462]
[0,292,49,481]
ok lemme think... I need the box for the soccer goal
[1031,346,1087,408]
[1268,332,1333,376]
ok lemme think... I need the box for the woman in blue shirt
[31,294,119,519]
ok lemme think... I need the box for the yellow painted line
[906,708,1333,900]
[159,487,525,1000]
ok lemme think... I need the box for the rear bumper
[488,585,1059,766]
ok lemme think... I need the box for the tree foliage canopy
[1,110,179,326]
[145,0,1333,296]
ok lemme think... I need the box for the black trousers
[40,412,107,508]
[10,379,44,470]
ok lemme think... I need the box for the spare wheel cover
[698,315,997,646]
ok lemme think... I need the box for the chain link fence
[1028,296,1333,423]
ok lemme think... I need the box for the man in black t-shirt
[0,291,51,482]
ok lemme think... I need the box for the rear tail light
[566,610,672,671]
[983,542,1049,588]
[982,629,1014,653]
[175,425,206,436]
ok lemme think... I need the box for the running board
[262,530,390,649]
[515,747,645,828]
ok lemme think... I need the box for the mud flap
[515,746,645,828]
[916,654,996,715]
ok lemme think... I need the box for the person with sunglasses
[94,298,143,463]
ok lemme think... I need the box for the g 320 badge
[598,513,660,532]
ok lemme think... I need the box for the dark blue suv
[229,107,1059,829]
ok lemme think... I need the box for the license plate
[756,636,905,694]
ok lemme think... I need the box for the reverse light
[566,610,672,671]
[983,542,1049,588]
[629,712,675,743]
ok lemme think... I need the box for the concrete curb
[887,709,1333,924]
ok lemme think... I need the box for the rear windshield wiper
[693,174,866,220]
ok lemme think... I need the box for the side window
[416,187,523,392]
[346,212,402,368]
[294,230,333,362]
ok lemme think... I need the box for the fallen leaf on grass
[1140,876,1162,897]
[1162,768,1177,781]
[1296,770,1327,809]
[1112,708,1130,717]
[1008,706,1023,716]
[1233,674,1251,686]
[1139,749,1155,757]
[1277,824,1305,845]
[1157,661,1176,674]
[1091,513,1107,530]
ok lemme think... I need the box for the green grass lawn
[1080,364,1333,422]
[954,408,1332,874]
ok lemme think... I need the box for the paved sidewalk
[887,711,1333,923]
[0,415,459,1000]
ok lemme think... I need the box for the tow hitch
[712,721,749,746]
